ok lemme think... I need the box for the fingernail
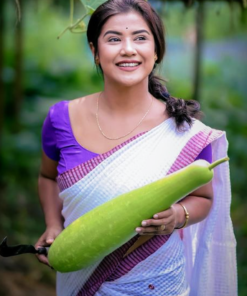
[153,214,158,218]
[136,227,142,232]
[142,221,147,226]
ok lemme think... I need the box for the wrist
[175,202,189,229]
[173,203,185,228]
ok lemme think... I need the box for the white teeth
[118,63,139,67]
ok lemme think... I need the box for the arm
[35,151,64,266]
[174,181,213,228]
[136,181,213,235]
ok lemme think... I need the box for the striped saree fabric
[54,118,236,296]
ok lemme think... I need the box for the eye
[135,36,147,41]
[108,37,121,42]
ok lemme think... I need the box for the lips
[116,61,141,67]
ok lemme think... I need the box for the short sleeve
[195,143,212,163]
[42,109,60,161]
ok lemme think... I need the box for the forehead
[101,11,151,34]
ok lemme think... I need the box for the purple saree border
[76,128,224,296]
[167,128,224,174]
[57,132,146,192]
[77,234,171,296]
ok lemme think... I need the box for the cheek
[145,50,156,67]
[99,52,118,73]
[98,42,117,57]
[141,44,155,60]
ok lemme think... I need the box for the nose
[120,39,137,56]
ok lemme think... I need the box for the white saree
[55,118,237,296]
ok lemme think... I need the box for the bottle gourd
[48,157,228,272]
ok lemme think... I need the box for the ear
[89,42,96,57]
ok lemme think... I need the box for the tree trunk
[192,1,205,101]
[13,0,24,132]
[0,0,5,139]
[0,0,5,173]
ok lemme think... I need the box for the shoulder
[48,100,69,121]
[190,118,226,145]
[43,100,71,136]
[69,94,98,109]
[191,118,224,133]
[68,93,99,118]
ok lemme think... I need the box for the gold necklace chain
[96,93,153,141]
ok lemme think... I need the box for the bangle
[176,203,189,229]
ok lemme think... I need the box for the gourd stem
[208,157,229,170]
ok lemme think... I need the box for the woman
[35,0,237,295]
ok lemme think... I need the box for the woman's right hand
[35,226,63,267]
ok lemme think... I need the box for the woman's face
[94,11,156,87]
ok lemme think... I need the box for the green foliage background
[0,1,246,295]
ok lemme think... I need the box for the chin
[114,76,147,88]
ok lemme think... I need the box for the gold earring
[95,57,100,65]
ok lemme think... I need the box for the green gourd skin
[48,157,228,273]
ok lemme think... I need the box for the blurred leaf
[80,0,105,11]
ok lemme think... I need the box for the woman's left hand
[135,205,179,235]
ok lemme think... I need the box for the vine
[57,0,105,38]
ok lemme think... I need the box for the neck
[101,79,152,115]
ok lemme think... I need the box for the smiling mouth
[116,62,141,67]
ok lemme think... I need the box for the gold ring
[159,225,166,231]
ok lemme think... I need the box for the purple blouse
[42,101,212,175]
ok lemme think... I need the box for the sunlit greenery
[1,1,246,295]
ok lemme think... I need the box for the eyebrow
[103,29,150,37]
